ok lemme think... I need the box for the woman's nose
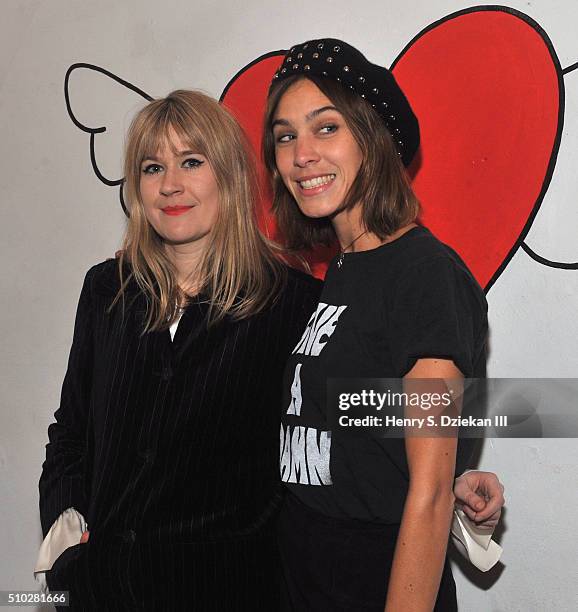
[293,135,320,167]
[159,166,184,196]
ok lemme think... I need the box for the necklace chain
[337,230,367,269]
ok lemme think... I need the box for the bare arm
[385,358,461,612]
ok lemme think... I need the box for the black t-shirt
[279,226,488,523]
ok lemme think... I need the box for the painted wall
[1,1,577,610]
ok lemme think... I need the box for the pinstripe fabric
[39,259,322,611]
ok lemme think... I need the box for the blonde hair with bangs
[116,89,285,331]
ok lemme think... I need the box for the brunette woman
[264,39,497,611]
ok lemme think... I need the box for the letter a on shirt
[287,363,302,416]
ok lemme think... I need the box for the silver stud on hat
[271,40,418,168]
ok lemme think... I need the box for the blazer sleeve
[34,507,87,590]
[39,269,95,537]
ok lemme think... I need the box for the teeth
[299,174,335,190]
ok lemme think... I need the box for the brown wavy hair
[263,75,420,250]
[115,89,285,331]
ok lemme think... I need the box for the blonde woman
[38,90,321,610]
[38,89,502,610]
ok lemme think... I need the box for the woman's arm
[385,357,461,612]
[39,270,95,536]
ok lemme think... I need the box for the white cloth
[34,508,87,589]
[34,505,502,590]
[169,310,184,341]
[451,508,503,571]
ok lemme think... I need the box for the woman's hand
[454,471,505,528]
[79,531,90,544]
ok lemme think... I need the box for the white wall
[1,1,577,610]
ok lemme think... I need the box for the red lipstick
[162,206,192,216]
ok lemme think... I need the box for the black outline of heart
[63,6,577,279]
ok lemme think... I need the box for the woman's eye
[275,133,294,144]
[142,164,162,175]
[319,124,338,135]
[183,158,204,169]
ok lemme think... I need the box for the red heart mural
[221,53,284,241]
[221,6,562,290]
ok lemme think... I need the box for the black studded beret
[271,38,420,167]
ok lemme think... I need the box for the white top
[169,309,184,340]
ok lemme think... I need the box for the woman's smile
[296,173,336,194]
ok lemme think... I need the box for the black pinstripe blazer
[39,259,321,611]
